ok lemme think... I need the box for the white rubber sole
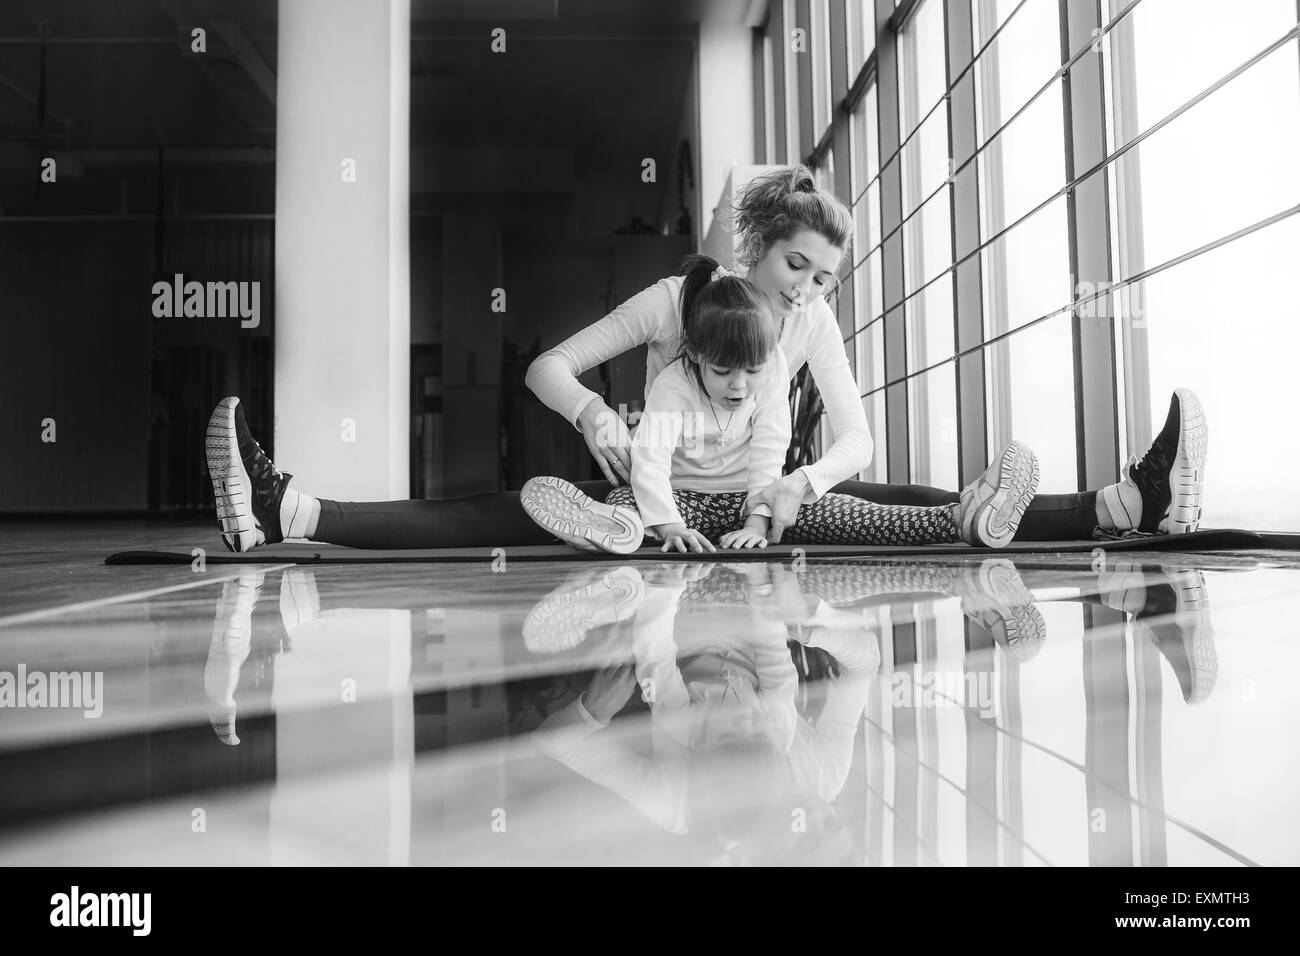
[522,567,645,654]
[962,558,1046,662]
[1162,388,1207,534]
[205,397,259,553]
[520,476,645,555]
[961,441,1041,548]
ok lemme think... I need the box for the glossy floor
[1,521,1298,866]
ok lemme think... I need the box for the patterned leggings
[604,487,960,546]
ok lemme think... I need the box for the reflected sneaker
[522,566,645,654]
[1095,556,1149,615]
[1137,567,1217,704]
[956,558,1046,662]
[520,476,645,555]
[279,568,321,633]
[803,624,882,676]
[955,441,1041,548]
[206,396,293,552]
[1104,388,1207,535]
[203,569,266,745]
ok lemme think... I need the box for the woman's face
[747,228,845,322]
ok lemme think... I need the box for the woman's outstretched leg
[312,488,611,549]
[206,396,612,551]
[828,389,1206,542]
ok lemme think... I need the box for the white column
[698,4,757,238]
[275,0,410,501]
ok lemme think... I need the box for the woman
[206,165,1204,553]
[525,252,1036,555]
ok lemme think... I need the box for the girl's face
[696,360,767,410]
[747,228,845,321]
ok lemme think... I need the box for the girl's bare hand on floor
[655,524,717,554]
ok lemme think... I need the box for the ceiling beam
[153,0,276,130]
[210,18,276,106]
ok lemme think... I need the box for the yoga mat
[105,528,1273,565]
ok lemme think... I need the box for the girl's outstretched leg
[784,442,1040,548]
[783,495,962,546]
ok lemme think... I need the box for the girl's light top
[525,274,872,501]
[629,348,791,530]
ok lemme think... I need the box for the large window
[759,0,1299,526]
[851,79,888,483]
[783,0,803,161]
[1103,0,1300,530]
[974,0,1076,492]
[900,0,957,491]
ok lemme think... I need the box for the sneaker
[206,396,293,552]
[955,441,1041,548]
[1125,388,1207,534]
[955,558,1046,662]
[522,566,645,654]
[520,476,645,555]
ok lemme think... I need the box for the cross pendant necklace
[708,401,736,447]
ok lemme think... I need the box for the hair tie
[710,264,736,282]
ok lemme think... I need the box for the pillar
[274,0,410,501]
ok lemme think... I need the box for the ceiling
[0,0,726,166]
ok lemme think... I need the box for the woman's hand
[654,523,717,554]
[745,471,812,543]
[581,662,637,724]
[744,563,820,625]
[577,399,632,486]
[720,527,768,549]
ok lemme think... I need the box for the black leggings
[313,478,1099,549]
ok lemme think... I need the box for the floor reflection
[1,550,1293,866]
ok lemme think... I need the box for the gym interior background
[3,0,1296,531]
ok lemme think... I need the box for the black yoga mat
[105,528,1273,565]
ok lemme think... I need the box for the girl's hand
[655,523,717,554]
[643,562,717,587]
[577,399,632,486]
[720,528,769,549]
[745,471,812,543]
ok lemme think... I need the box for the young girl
[520,255,1041,553]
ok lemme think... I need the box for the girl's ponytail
[677,252,722,343]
